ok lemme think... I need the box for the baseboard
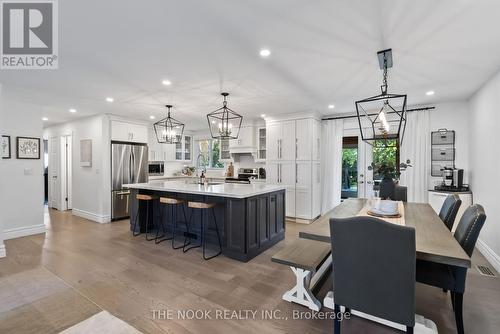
[72,208,111,224]
[0,243,6,258]
[3,224,46,240]
[477,238,500,273]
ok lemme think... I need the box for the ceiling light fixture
[259,49,271,57]
[426,90,435,96]
[69,108,77,113]
[162,80,172,86]
[355,48,407,147]
[42,117,48,121]
[106,97,114,103]
[149,115,155,120]
[207,92,243,139]
[260,114,266,118]
[153,105,184,144]
[328,104,335,109]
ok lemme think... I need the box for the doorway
[48,135,73,211]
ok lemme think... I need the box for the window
[372,139,400,181]
[341,137,358,199]
[198,139,224,169]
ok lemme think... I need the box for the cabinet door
[230,126,254,148]
[312,161,321,217]
[280,161,296,187]
[111,121,131,142]
[295,188,312,219]
[257,127,266,160]
[184,136,192,161]
[286,188,296,217]
[296,161,312,189]
[175,140,183,160]
[312,120,321,161]
[131,124,148,143]
[266,162,280,184]
[296,119,312,161]
[280,120,296,160]
[266,123,281,160]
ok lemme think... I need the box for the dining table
[297,198,471,333]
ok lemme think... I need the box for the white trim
[477,239,500,273]
[72,208,111,224]
[0,243,6,258]
[3,224,46,240]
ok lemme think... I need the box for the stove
[225,168,259,184]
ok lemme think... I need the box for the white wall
[469,70,500,272]
[0,87,45,244]
[43,114,111,223]
[429,102,470,188]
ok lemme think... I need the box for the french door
[341,131,374,199]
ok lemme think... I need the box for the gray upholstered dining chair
[438,194,462,231]
[394,185,408,202]
[416,204,486,334]
[330,216,416,333]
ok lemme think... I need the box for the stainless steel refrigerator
[111,142,148,220]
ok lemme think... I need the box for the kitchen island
[124,180,286,262]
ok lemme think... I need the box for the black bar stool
[157,197,190,249]
[183,201,222,260]
[132,194,159,240]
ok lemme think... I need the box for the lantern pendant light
[355,48,407,147]
[207,92,243,139]
[153,105,185,144]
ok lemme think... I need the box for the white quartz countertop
[124,180,285,199]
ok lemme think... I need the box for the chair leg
[450,291,456,311]
[183,208,201,253]
[132,202,141,236]
[406,326,414,334]
[203,208,222,260]
[173,203,189,249]
[145,201,157,241]
[454,292,464,334]
[334,304,341,334]
[155,204,173,244]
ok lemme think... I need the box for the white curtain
[321,119,344,214]
[399,109,430,203]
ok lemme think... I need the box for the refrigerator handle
[131,150,135,182]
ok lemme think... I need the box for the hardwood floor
[1,208,499,333]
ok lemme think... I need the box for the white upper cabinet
[296,119,312,161]
[175,135,192,162]
[111,120,148,143]
[147,127,175,162]
[266,120,295,161]
[229,126,255,151]
[312,120,321,161]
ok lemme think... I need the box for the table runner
[356,200,406,226]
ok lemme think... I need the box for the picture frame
[16,136,41,159]
[1,135,11,159]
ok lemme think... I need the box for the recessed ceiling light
[259,49,271,57]
[149,115,155,120]
[106,97,114,103]
[69,108,77,113]
[260,114,266,118]
[426,91,435,96]
[42,117,48,121]
[162,79,172,86]
[328,104,335,109]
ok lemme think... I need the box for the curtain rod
[321,106,435,121]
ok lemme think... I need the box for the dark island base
[129,189,286,262]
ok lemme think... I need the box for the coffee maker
[436,167,466,191]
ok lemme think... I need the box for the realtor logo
[1,0,58,69]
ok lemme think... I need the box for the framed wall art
[16,136,41,159]
[1,135,11,159]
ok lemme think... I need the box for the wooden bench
[272,238,332,311]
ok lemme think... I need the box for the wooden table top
[299,198,471,268]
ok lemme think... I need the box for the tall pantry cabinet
[266,117,321,220]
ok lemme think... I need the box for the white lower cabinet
[428,190,473,231]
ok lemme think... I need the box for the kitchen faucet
[196,153,207,179]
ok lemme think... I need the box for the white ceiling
[2,0,500,129]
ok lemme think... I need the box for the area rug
[60,311,142,334]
